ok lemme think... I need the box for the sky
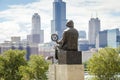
[0,0,120,43]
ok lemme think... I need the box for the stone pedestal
[48,64,84,80]
[58,51,82,64]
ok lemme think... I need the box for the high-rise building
[78,39,89,51]
[78,30,88,51]
[96,28,120,48]
[11,36,21,42]
[88,17,100,46]
[51,0,67,39]
[79,31,86,39]
[96,30,107,48]
[27,13,44,43]
[107,28,120,48]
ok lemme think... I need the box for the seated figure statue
[55,20,79,59]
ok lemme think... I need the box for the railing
[85,73,120,80]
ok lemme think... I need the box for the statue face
[51,34,58,41]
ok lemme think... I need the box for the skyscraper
[96,28,120,48]
[79,30,86,39]
[27,13,44,43]
[96,30,107,48]
[51,0,67,39]
[32,13,41,34]
[107,28,120,48]
[88,17,100,46]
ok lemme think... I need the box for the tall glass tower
[88,17,100,46]
[32,13,41,34]
[27,13,44,44]
[51,0,67,39]
[107,28,120,48]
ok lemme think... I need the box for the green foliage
[19,55,49,80]
[0,50,49,80]
[0,49,27,80]
[83,61,88,71]
[87,47,120,80]
[116,46,120,53]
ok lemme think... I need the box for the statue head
[66,20,74,28]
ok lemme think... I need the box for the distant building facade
[88,17,100,46]
[96,30,107,48]
[96,28,120,48]
[27,13,44,44]
[0,36,40,60]
[107,28,120,48]
[51,0,67,39]
[78,39,89,51]
[11,36,21,42]
[82,51,97,62]
[79,30,86,39]
[38,42,54,57]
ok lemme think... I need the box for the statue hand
[56,40,59,44]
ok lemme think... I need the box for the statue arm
[56,31,66,45]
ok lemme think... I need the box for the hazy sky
[0,0,120,43]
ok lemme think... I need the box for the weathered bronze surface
[57,50,82,64]
[53,20,82,64]
[57,20,79,51]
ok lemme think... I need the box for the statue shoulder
[74,28,79,33]
[74,28,78,31]
[63,28,70,34]
[64,28,69,31]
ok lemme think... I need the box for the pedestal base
[48,64,84,80]
[58,51,82,64]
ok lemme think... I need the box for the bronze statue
[51,20,82,64]
[56,20,79,51]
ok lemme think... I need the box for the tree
[87,47,120,80]
[116,46,120,53]
[0,49,27,80]
[19,55,49,80]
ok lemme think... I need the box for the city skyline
[0,0,120,43]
